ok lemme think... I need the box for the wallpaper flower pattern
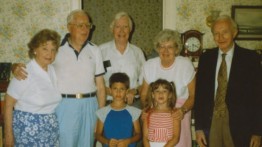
[0,0,70,63]
[0,0,261,63]
[174,0,262,51]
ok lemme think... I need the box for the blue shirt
[96,105,141,147]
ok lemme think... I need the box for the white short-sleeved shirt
[142,56,195,99]
[54,40,105,94]
[99,40,145,100]
[7,59,61,114]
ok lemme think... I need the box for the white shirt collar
[219,44,234,57]
[113,40,130,54]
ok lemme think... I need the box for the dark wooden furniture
[0,63,12,126]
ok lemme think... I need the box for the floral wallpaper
[0,0,261,63]
[83,0,262,57]
[0,0,70,63]
[174,0,262,51]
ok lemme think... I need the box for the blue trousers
[56,97,98,147]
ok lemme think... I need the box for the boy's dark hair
[109,72,130,89]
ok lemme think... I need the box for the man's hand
[196,130,207,147]
[250,135,261,147]
[12,63,27,80]
[126,89,136,105]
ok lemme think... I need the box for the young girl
[143,79,181,147]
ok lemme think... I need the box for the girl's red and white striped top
[148,112,173,142]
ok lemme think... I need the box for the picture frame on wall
[232,5,262,40]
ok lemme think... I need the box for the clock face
[185,37,201,52]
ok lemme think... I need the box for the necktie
[214,53,227,118]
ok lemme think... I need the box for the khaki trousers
[209,110,234,147]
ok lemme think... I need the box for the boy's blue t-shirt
[96,105,141,147]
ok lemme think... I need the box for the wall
[164,0,262,51]
[0,0,261,63]
[0,0,71,62]
[82,0,162,56]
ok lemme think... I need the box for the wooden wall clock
[181,30,204,69]
[181,30,203,57]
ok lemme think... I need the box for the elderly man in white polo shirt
[54,9,106,147]
[12,10,106,147]
[99,12,145,108]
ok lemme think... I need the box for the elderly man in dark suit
[194,15,262,147]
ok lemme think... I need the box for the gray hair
[110,11,133,31]
[67,9,90,25]
[211,15,238,34]
[154,29,182,56]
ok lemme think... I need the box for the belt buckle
[76,93,83,99]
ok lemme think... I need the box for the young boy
[95,72,141,147]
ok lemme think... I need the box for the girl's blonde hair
[145,79,177,112]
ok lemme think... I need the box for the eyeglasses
[70,23,93,29]
[158,45,177,52]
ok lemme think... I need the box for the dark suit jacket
[195,44,262,147]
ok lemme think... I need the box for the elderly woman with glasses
[141,29,196,147]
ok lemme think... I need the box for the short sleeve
[96,106,111,123]
[94,45,105,76]
[182,58,196,85]
[7,76,29,100]
[126,106,141,122]
[142,58,157,84]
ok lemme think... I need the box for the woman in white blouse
[140,29,196,147]
[4,29,61,147]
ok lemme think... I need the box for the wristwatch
[181,107,188,114]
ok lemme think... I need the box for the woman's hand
[172,108,184,120]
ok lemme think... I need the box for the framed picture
[232,5,262,40]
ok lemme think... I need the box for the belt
[62,92,96,99]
